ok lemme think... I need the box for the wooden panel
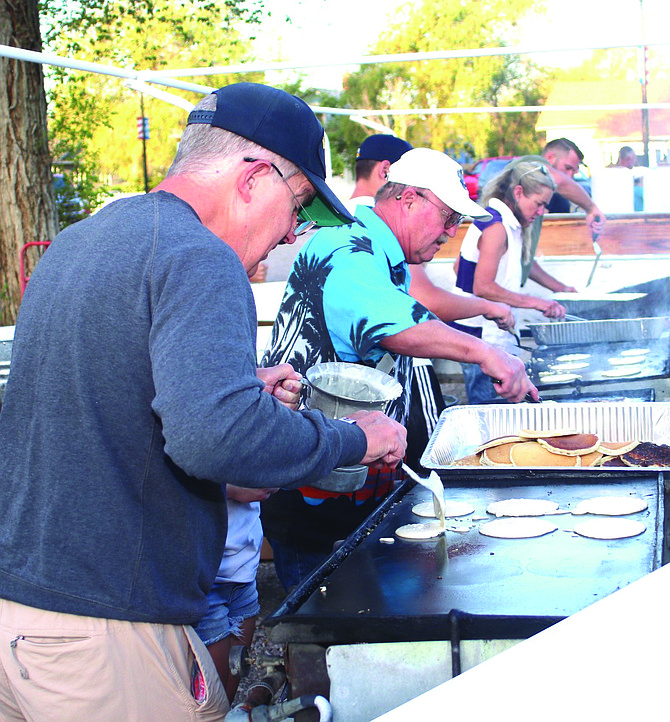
[435,213,670,259]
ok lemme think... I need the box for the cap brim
[301,169,356,227]
[451,196,492,222]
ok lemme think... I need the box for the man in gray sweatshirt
[0,83,406,721]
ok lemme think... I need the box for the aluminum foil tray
[420,401,670,472]
[552,292,648,320]
[528,317,670,347]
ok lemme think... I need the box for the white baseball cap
[387,148,492,221]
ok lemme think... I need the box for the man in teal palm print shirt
[265,204,425,427]
[262,148,538,591]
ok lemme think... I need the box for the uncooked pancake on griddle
[608,356,646,366]
[601,365,642,378]
[571,496,648,516]
[534,372,581,384]
[556,353,590,362]
[573,518,645,540]
[395,521,445,540]
[486,498,559,518]
[622,441,670,467]
[537,433,600,457]
[479,518,558,539]
[549,362,590,371]
[412,500,475,518]
[621,348,650,356]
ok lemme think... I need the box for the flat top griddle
[528,339,669,389]
[265,474,663,645]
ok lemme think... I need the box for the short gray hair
[167,92,300,179]
[374,181,410,203]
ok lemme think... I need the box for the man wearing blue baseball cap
[345,134,413,213]
[0,83,407,720]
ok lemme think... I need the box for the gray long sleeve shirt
[0,192,365,624]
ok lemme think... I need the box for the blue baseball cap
[356,134,413,164]
[187,83,354,227]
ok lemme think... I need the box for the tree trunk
[0,0,58,325]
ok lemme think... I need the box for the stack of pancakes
[451,431,670,468]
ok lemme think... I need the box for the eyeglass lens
[243,156,316,236]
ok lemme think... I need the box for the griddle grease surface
[268,475,662,645]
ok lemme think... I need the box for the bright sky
[248,0,669,90]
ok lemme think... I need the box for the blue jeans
[267,538,331,593]
[194,580,260,646]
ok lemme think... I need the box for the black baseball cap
[356,134,413,163]
[187,83,354,227]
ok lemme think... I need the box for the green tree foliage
[42,0,263,203]
[338,0,551,162]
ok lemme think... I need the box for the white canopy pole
[125,80,195,111]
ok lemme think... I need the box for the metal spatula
[586,218,603,287]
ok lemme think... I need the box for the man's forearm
[380,319,489,366]
[549,168,596,212]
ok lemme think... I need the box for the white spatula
[402,463,446,530]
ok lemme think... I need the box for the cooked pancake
[579,450,604,467]
[479,518,558,539]
[486,498,559,518]
[537,433,600,456]
[573,518,645,540]
[509,441,581,467]
[475,435,524,454]
[451,453,482,467]
[482,442,517,466]
[622,441,670,467]
[518,428,577,439]
[571,496,648,516]
[600,456,628,467]
[598,440,640,456]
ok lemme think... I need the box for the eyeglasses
[243,157,315,236]
[517,163,550,182]
[415,191,464,229]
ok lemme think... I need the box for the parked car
[463,156,517,200]
[53,173,89,228]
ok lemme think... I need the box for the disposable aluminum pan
[420,401,670,472]
[528,317,670,346]
[552,292,648,320]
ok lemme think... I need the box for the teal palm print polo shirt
[263,205,436,426]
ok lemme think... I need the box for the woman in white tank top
[452,161,577,403]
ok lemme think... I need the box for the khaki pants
[0,598,230,721]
